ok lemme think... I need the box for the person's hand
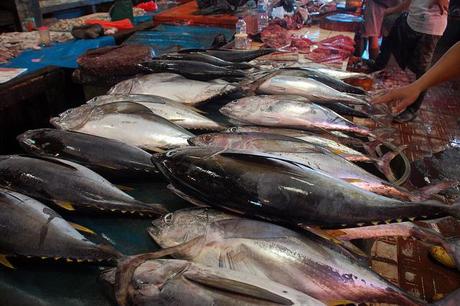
[372,84,422,115]
[429,0,449,15]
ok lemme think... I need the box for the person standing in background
[362,0,402,60]
[431,0,460,63]
[366,0,449,122]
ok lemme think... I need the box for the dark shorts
[387,13,441,77]
[431,17,460,64]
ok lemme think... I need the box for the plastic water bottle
[235,16,247,34]
[266,0,273,18]
[257,0,268,33]
[235,17,249,49]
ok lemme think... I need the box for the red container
[153,1,238,29]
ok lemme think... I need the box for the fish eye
[229,127,237,132]
[163,213,173,224]
[165,150,176,157]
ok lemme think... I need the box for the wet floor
[353,65,460,303]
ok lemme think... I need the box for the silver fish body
[102,258,324,306]
[225,126,366,161]
[148,208,427,305]
[257,75,368,105]
[220,95,373,137]
[108,73,236,105]
[51,102,194,151]
[87,94,223,130]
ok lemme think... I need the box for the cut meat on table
[260,24,292,48]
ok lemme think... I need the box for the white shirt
[407,0,449,36]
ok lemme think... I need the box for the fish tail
[408,181,459,202]
[362,139,383,157]
[374,145,408,182]
[432,287,460,306]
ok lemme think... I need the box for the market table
[0,36,115,75]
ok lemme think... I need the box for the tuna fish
[256,75,369,105]
[302,63,371,80]
[159,52,253,69]
[219,95,388,139]
[277,68,366,95]
[188,131,449,201]
[0,155,167,215]
[140,60,246,81]
[224,126,372,161]
[146,208,460,305]
[102,258,324,306]
[153,147,460,228]
[179,48,276,62]
[0,188,121,268]
[108,73,237,105]
[17,128,159,180]
[87,94,223,130]
[50,102,194,151]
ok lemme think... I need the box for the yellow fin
[68,222,95,235]
[0,255,15,269]
[430,246,456,269]
[115,185,134,192]
[55,201,76,211]
[331,149,346,155]
[169,118,185,122]
[342,178,365,183]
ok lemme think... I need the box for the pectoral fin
[0,255,15,269]
[183,269,293,305]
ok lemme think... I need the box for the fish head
[151,147,202,180]
[220,98,258,118]
[188,133,230,147]
[148,208,236,248]
[50,104,93,130]
[148,208,218,248]
[17,129,64,156]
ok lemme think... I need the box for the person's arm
[373,42,460,114]
[384,0,411,15]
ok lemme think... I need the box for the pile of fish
[3,47,460,306]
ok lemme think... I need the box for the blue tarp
[1,36,115,75]
[125,24,234,55]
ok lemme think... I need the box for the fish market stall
[1,0,460,305]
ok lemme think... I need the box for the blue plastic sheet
[1,36,115,75]
[124,24,234,55]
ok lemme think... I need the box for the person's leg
[369,36,380,60]
[369,13,406,71]
[431,17,460,64]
